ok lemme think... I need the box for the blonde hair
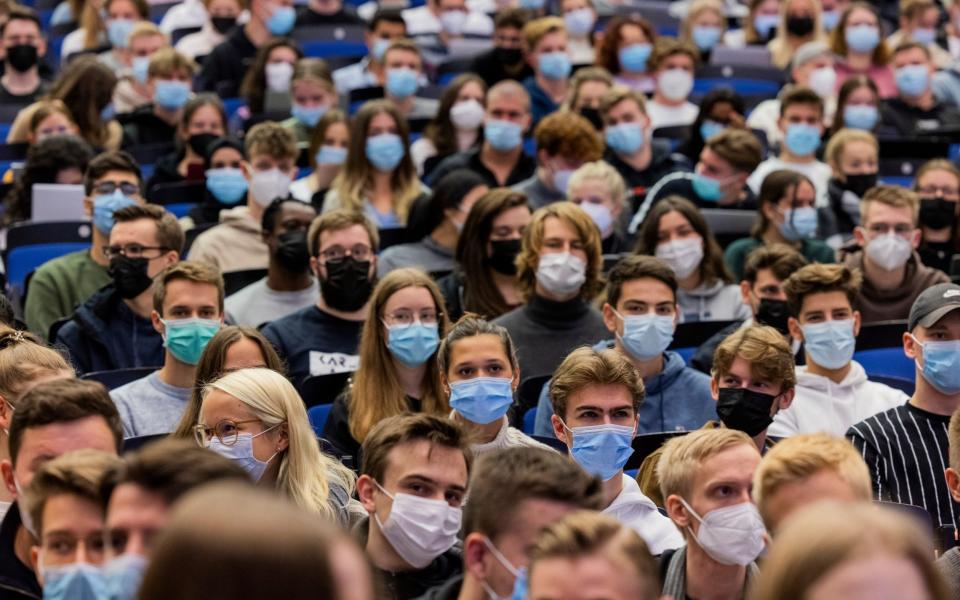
[768,0,824,69]
[680,0,726,42]
[0,326,72,407]
[291,58,334,93]
[860,184,920,226]
[25,449,121,536]
[245,121,299,162]
[348,269,450,444]
[712,325,797,393]
[599,86,648,118]
[824,128,878,172]
[567,161,628,210]
[749,502,950,600]
[658,428,756,501]
[561,67,613,112]
[549,347,643,422]
[523,16,566,51]
[516,203,604,302]
[128,21,167,47]
[147,47,198,80]
[752,433,873,529]
[201,368,356,523]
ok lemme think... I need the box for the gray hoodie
[677,279,751,323]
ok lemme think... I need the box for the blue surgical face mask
[618,43,651,72]
[753,14,778,40]
[107,18,134,48]
[206,426,280,481]
[911,27,937,45]
[538,51,571,80]
[844,24,880,54]
[103,553,148,600]
[843,104,879,130]
[386,323,440,367]
[93,189,137,234]
[562,421,635,481]
[821,10,840,31]
[161,317,221,366]
[485,119,523,152]
[784,123,821,157]
[692,25,722,52]
[895,64,930,97]
[563,8,595,38]
[780,206,818,241]
[153,80,191,111]
[913,336,960,395]
[449,377,514,425]
[205,167,248,204]
[802,319,856,370]
[481,537,527,600]
[42,561,108,600]
[699,119,725,141]
[615,310,674,361]
[266,4,296,35]
[371,38,390,62]
[692,172,724,202]
[604,122,644,155]
[131,56,149,84]
[316,145,347,166]
[519,0,544,9]
[385,68,418,98]
[291,103,328,128]
[365,133,406,172]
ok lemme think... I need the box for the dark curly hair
[3,135,95,225]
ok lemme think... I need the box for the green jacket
[724,236,836,280]
[25,249,110,340]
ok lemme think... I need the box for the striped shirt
[847,403,959,528]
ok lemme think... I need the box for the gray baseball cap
[908,283,960,332]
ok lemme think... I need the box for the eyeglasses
[102,244,169,260]
[94,181,140,196]
[318,243,373,263]
[383,309,440,327]
[193,418,261,447]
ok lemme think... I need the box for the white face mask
[264,61,294,92]
[865,232,912,271]
[679,498,766,566]
[808,65,838,99]
[449,98,485,130]
[373,481,462,569]
[578,202,614,238]
[13,477,37,537]
[249,168,292,206]
[657,69,694,101]
[536,252,587,297]
[656,236,703,280]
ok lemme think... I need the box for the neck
[395,360,426,399]
[804,356,852,384]
[370,60,384,82]
[490,268,521,306]
[457,574,490,600]
[620,143,653,171]
[762,228,792,247]
[246,197,264,222]
[535,74,567,101]
[536,166,555,190]
[431,221,458,251]
[13,522,33,572]
[535,284,579,303]
[90,230,109,266]
[1,66,38,93]
[367,521,414,572]
[481,142,521,165]
[389,94,414,114]
[455,128,478,151]
[244,18,270,46]
[153,105,182,125]
[911,375,960,416]
[780,149,814,164]
[677,270,702,291]
[906,90,935,110]
[372,170,393,192]
[862,254,906,290]
[602,471,624,507]
[684,542,748,600]
[752,429,767,453]
[316,295,368,321]
[267,262,313,292]
[453,411,502,444]
[124,289,154,319]
[157,354,196,388]
[923,226,953,243]
[846,51,873,71]
[653,92,684,107]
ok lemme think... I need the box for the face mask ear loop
[481,536,520,578]
[677,497,705,539]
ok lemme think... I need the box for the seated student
[940,408,960,593]
[0,379,123,600]
[511,111,603,209]
[439,318,550,455]
[22,100,80,147]
[94,0,150,71]
[225,199,318,327]
[770,264,907,438]
[296,0,361,25]
[198,0,296,97]
[725,171,836,281]
[600,87,689,211]
[561,67,613,125]
[281,59,337,148]
[237,39,302,119]
[174,0,244,62]
[113,23,170,115]
[0,7,48,107]
[411,74,486,178]
[3,131,91,227]
[679,0,726,61]
[597,15,657,93]
[522,17,571,126]
[915,159,960,275]
[638,325,797,506]
[887,0,952,69]
[400,0,492,45]
[723,0,777,47]
[423,447,602,599]
[427,80,536,189]
[830,3,896,98]
[323,100,427,230]
[549,347,683,554]
[528,512,663,600]
[379,40,438,120]
[291,109,349,204]
[567,161,631,254]
[767,0,824,70]
[437,190,532,323]
[752,433,873,533]
[847,282,960,531]
[322,269,450,461]
[881,41,960,137]
[747,87,832,207]
[379,170,488,277]
[691,244,808,374]
[25,150,145,340]
[110,262,224,438]
[145,94,228,192]
[187,137,247,229]
[470,8,533,88]
[831,75,883,136]
[56,205,182,374]
[839,185,949,323]
[120,48,197,149]
[820,128,879,248]
[534,255,714,437]
[262,211,377,386]
[675,88,747,165]
[657,428,765,598]
[493,203,607,379]
[332,9,407,93]
[355,414,470,600]
[644,38,700,130]
[25,450,121,591]
[189,122,298,273]
[636,196,750,322]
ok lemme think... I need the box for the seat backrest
[6,242,89,289]
[5,220,92,254]
[148,180,206,205]
[516,374,552,415]
[854,347,914,380]
[670,320,738,349]
[625,431,689,470]
[308,403,334,436]
[82,366,159,390]
[298,372,352,408]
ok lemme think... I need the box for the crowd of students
[3,0,960,597]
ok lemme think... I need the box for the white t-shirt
[645,99,699,130]
[747,156,833,207]
[225,277,320,327]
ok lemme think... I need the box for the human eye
[488,364,503,374]
[446,491,464,507]
[722,376,739,386]
[457,367,474,377]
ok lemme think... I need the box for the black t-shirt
[880,97,960,138]
[427,147,536,188]
[468,48,533,88]
[120,104,177,149]
[0,80,45,106]
[295,5,363,25]
[198,26,259,98]
[603,141,691,211]
[260,304,363,386]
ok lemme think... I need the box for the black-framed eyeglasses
[94,181,140,196]
[319,244,373,263]
[102,244,169,260]
[193,418,261,447]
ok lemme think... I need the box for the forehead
[109,218,160,245]
[448,333,509,365]
[16,417,117,470]
[211,147,243,163]
[617,276,674,304]
[97,169,140,185]
[43,494,104,536]
[542,216,579,239]
[199,388,254,423]
[162,279,219,306]
[106,482,170,529]
[385,47,420,64]
[863,201,913,223]
[4,18,39,35]
[318,224,371,249]
[278,201,316,221]
[800,289,852,313]
[383,286,435,312]
[383,439,468,487]
[694,443,760,490]
[567,383,634,412]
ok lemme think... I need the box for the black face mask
[841,172,877,199]
[188,133,219,157]
[494,47,523,65]
[755,298,790,335]
[785,15,815,36]
[275,230,310,273]
[108,255,154,299]
[320,257,373,312]
[487,239,521,276]
[716,387,777,437]
[211,16,237,34]
[6,44,37,73]
[579,107,604,131]
[919,197,958,230]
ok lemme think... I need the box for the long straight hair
[348,269,450,444]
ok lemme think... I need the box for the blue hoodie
[533,340,715,437]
